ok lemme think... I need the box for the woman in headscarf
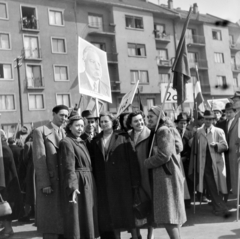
[58,113,99,239]
[144,106,186,239]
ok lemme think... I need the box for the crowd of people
[1,91,240,239]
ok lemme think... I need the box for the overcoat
[33,122,64,234]
[58,135,99,239]
[0,139,5,189]
[90,130,141,232]
[144,121,186,225]
[189,125,228,194]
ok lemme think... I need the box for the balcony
[88,23,115,36]
[154,32,171,43]
[107,53,118,64]
[23,48,42,60]
[189,59,208,70]
[27,77,44,89]
[229,41,240,51]
[231,64,240,72]
[186,35,205,47]
[156,57,172,68]
[20,17,39,32]
[110,81,120,92]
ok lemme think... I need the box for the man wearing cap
[213,106,223,125]
[33,105,69,239]
[189,110,229,216]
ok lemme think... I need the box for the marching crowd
[1,91,240,239]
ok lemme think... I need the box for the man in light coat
[33,105,69,239]
[190,110,229,216]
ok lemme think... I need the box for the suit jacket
[33,121,64,234]
[80,71,110,97]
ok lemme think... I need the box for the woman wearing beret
[90,112,141,239]
[144,106,186,239]
[58,113,99,239]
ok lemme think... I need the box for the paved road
[6,197,240,239]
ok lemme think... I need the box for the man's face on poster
[85,51,102,81]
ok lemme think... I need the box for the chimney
[193,3,198,14]
[168,0,173,9]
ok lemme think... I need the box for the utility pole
[14,56,24,127]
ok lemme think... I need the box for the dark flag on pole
[137,88,144,111]
[172,7,192,106]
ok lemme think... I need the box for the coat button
[112,162,115,165]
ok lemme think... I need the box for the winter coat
[144,120,186,225]
[189,125,228,194]
[33,122,64,234]
[90,130,141,232]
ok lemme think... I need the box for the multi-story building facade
[0,0,239,135]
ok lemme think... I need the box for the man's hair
[82,46,99,62]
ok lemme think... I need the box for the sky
[149,0,240,23]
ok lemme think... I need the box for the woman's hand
[70,189,80,203]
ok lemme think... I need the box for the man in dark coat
[8,137,22,172]
[33,105,69,239]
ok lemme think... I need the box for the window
[157,49,168,60]
[0,94,15,111]
[233,77,240,87]
[217,76,227,86]
[56,94,70,107]
[23,35,40,59]
[0,33,10,49]
[128,43,146,57]
[88,14,103,29]
[212,30,222,40]
[214,53,224,63]
[188,52,198,63]
[54,65,69,81]
[125,16,143,29]
[229,35,234,45]
[130,70,149,84]
[159,74,169,83]
[147,98,155,110]
[49,9,64,26]
[0,63,12,80]
[26,64,43,88]
[154,24,166,38]
[21,6,38,30]
[0,2,8,19]
[51,38,66,53]
[28,94,44,110]
[186,28,196,43]
[91,42,106,51]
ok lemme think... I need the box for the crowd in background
[1,92,240,239]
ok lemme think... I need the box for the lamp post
[14,56,24,127]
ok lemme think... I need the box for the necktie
[93,81,97,92]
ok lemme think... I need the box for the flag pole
[237,118,240,221]
[149,73,173,157]
[95,98,100,133]
[193,102,197,214]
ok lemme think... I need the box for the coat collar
[128,126,151,146]
[228,116,238,133]
[198,124,216,137]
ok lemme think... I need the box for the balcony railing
[88,22,115,35]
[186,35,205,45]
[231,64,240,72]
[154,32,171,42]
[20,17,39,31]
[156,57,172,67]
[189,59,208,69]
[107,53,118,63]
[23,48,42,60]
[27,77,44,89]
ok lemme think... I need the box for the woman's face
[131,114,144,132]
[100,116,113,131]
[147,111,158,129]
[69,119,84,137]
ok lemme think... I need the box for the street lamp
[14,56,24,127]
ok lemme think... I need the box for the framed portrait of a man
[78,37,112,103]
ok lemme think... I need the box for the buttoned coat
[144,121,186,225]
[33,122,64,234]
[190,125,228,194]
[90,130,141,232]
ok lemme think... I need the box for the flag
[172,7,192,106]
[194,65,205,112]
[137,88,144,111]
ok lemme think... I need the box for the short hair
[65,116,84,135]
[126,110,145,130]
[119,112,130,131]
[82,46,99,62]
[52,105,69,114]
[8,137,15,145]
[99,111,119,130]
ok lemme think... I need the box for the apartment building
[0,0,239,135]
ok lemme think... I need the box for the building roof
[81,0,179,17]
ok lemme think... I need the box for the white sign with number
[161,83,193,103]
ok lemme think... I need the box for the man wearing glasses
[33,105,69,239]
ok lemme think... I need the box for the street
[7,196,240,239]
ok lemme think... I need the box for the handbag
[0,194,12,217]
[133,186,152,220]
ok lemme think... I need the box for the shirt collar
[86,72,99,91]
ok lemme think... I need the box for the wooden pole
[95,98,100,133]
[193,102,197,214]
[236,118,240,221]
